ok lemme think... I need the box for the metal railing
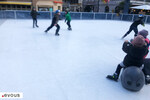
[0,10,150,23]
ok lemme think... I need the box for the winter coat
[131,18,144,27]
[30,10,39,19]
[144,38,150,58]
[52,14,60,25]
[65,13,71,21]
[122,42,148,67]
[145,38,150,48]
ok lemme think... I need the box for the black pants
[46,23,60,34]
[67,20,71,28]
[123,26,138,38]
[33,18,38,28]
[115,64,123,76]
[115,62,143,77]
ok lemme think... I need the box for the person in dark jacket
[138,29,150,50]
[45,10,60,36]
[65,11,72,30]
[138,30,150,84]
[107,35,149,81]
[105,6,109,13]
[30,7,39,28]
[122,14,145,39]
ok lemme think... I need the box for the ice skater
[65,10,72,30]
[107,35,149,82]
[30,7,39,28]
[121,14,145,39]
[45,10,61,36]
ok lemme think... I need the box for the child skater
[65,10,72,30]
[138,29,150,53]
[30,7,39,28]
[122,14,145,39]
[45,10,61,36]
[107,35,149,82]
[138,29,150,84]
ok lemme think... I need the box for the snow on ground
[0,19,150,100]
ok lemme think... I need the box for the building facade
[0,0,63,11]
[33,0,62,11]
[0,0,31,10]
[63,0,83,12]
[82,0,124,12]
[131,0,150,5]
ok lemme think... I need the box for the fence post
[50,11,52,19]
[121,14,123,21]
[132,14,134,22]
[111,13,113,20]
[80,12,82,20]
[145,15,148,24]
[4,11,6,19]
[14,10,17,19]
[93,13,95,20]
[2,11,4,19]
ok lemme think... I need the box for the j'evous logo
[0,92,23,98]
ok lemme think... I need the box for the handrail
[0,10,150,24]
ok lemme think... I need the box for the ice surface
[0,19,150,100]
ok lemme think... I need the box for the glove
[142,24,145,27]
[130,39,133,43]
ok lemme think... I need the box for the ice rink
[0,19,150,100]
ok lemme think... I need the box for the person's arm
[140,20,145,26]
[144,46,149,56]
[65,15,67,22]
[122,40,132,53]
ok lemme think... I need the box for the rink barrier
[0,10,150,23]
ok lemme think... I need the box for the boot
[68,27,72,30]
[44,30,48,33]
[36,25,39,28]
[145,75,150,85]
[55,33,59,36]
[121,34,128,39]
[106,73,118,82]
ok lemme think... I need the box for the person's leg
[122,26,133,39]
[33,19,35,28]
[133,27,138,37]
[35,18,39,27]
[115,62,126,76]
[107,62,125,81]
[55,24,60,35]
[145,75,150,85]
[67,21,71,29]
[45,23,54,33]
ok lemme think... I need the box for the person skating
[65,11,72,30]
[30,7,39,28]
[121,14,145,39]
[45,10,61,36]
[107,35,149,82]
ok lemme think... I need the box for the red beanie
[132,35,145,47]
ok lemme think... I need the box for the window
[58,6,61,10]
